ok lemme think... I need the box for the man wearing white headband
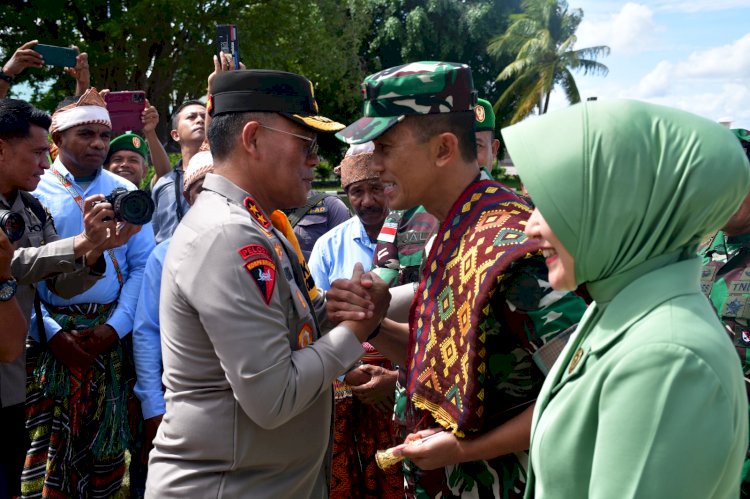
[24,88,156,498]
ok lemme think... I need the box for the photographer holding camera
[0,98,132,498]
[23,88,155,499]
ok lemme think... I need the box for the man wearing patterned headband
[23,88,156,499]
[329,61,587,498]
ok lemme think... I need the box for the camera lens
[0,209,26,243]
[113,190,154,225]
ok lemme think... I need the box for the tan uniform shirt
[146,174,364,499]
[0,191,101,407]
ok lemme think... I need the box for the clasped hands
[325,262,389,341]
[326,263,397,411]
[48,323,118,371]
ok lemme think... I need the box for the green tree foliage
[358,0,522,103]
[0,0,371,153]
[1,0,603,165]
[488,0,609,124]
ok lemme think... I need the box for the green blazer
[526,258,748,498]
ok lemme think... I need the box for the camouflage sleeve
[371,210,404,286]
[494,255,588,351]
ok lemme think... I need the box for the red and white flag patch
[378,222,398,243]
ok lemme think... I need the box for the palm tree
[488,0,609,124]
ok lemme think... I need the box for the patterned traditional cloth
[22,303,140,499]
[395,180,587,498]
[372,206,439,286]
[407,182,538,434]
[310,210,405,497]
[330,355,403,499]
[700,230,750,496]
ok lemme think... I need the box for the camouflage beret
[474,98,495,132]
[336,61,477,144]
[107,132,148,162]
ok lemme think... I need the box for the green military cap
[107,132,148,162]
[474,98,495,132]
[207,69,344,132]
[336,61,477,144]
[732,128,750,142]
[733,128,750,159]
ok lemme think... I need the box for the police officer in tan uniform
[146,70,389,499]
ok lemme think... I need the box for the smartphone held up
[216,24,240,69]
[105,91,146,133]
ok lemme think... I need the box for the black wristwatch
[367,324,381,342]
[0,70,14,83]
[0,277,18,301]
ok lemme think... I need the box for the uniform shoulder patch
[243,257,277,305]
[244,196,272,230]
[238,244,272,261]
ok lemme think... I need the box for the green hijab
[502,99,750,301]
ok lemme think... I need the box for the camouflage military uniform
[371,206,439,286]
[392,219,587,499]
[337,61,587,499]
[701,230,750,495]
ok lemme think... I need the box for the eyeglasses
[258,124,319,157]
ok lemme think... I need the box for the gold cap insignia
[475,105,486,123]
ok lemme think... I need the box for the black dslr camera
[0,209,25,243]
[99,188,154,225]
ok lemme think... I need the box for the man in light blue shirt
[307,142,404,497]
[133,150,213,476]
[308,142,388,289]
[24,89,155,499]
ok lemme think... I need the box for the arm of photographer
[0,230,27,362]
[12,195,130,298]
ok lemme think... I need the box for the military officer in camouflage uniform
[146,70,390,499]
[371,97,500,286]
[332,61,587,499]
[701,127,750,496]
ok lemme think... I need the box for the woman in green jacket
[502,99,750,498]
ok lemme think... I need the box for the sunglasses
[258,124,319,157]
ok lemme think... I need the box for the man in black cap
[145,70,390,498]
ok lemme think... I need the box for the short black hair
[207,112,274,161]
[0,99,52,141]
[408,111,477,163]
[55,95,80,112]
[171,99,206,130]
